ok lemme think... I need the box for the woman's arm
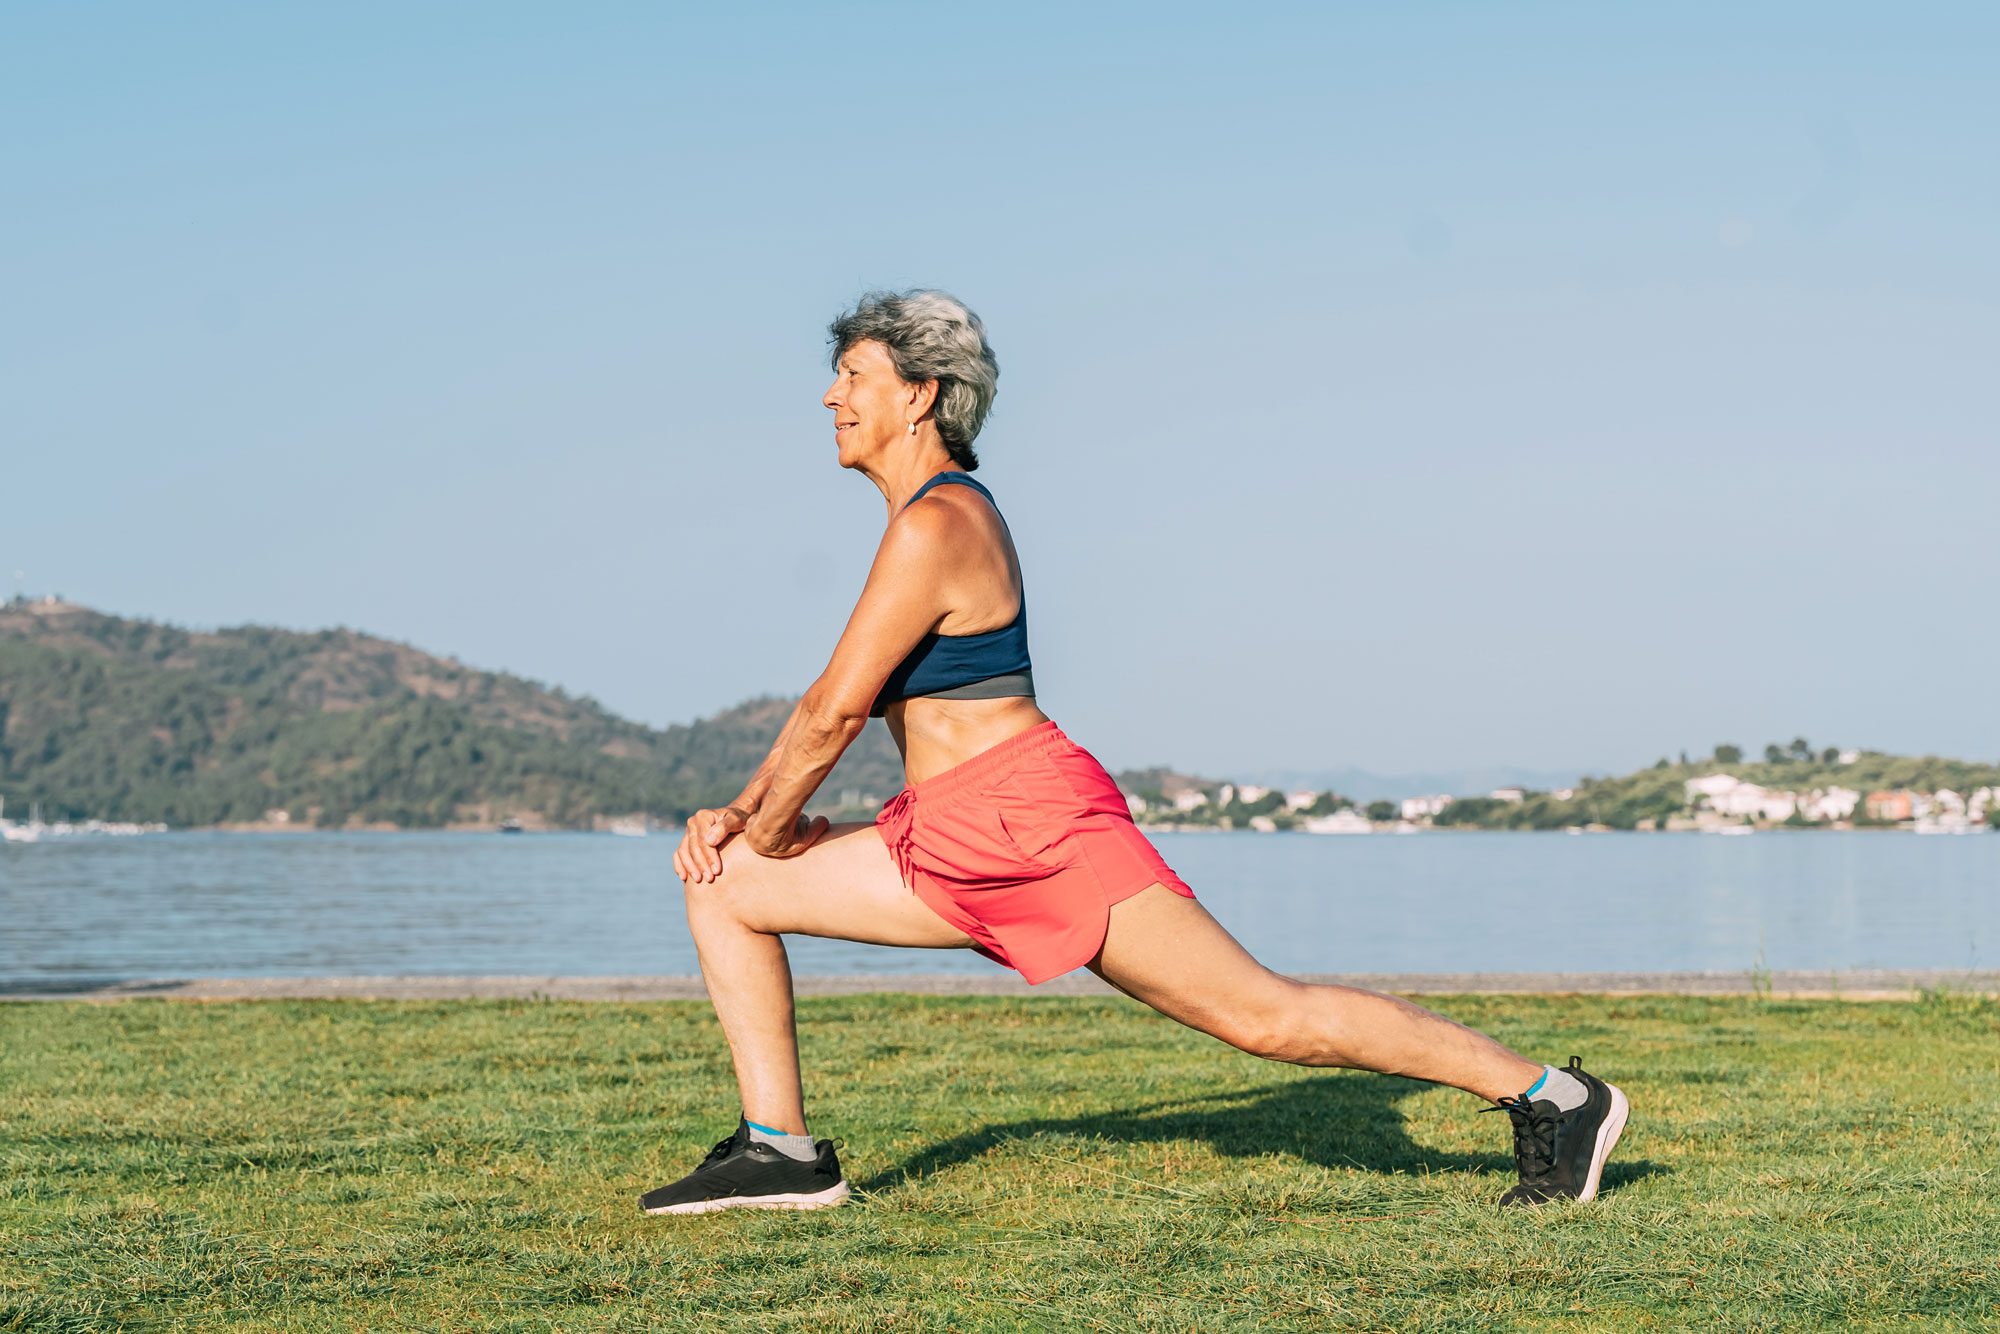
[734,694,865,857]
[723,705,804,819]
[681,499,959,875]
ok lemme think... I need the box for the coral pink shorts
[875,720,1195,984]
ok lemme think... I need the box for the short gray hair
[828,289,999,469]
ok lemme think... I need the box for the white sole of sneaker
[1576,1082,1630,1203]
[643,1180,851,1216]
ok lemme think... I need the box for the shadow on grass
[858,1074,1668,1199]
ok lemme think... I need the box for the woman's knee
[1188,977,1308,1064]
[1213,980,1355,1066]
[680,846,768,927]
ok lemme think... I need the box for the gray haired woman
[642,289,1628,1215]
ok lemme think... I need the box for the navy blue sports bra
[868,471,1036,717]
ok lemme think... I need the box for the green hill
[0,600,906,829]
[1434,748,2000,831]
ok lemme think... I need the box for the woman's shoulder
[899,475,1004,532]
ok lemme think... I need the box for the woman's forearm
[728,706,804,816]
[743,698,865,853]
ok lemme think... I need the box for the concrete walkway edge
[6,969,1998,1002]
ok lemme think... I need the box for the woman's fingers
[682,817,710,883]
[708,816,732,876]
[698,808,749,878]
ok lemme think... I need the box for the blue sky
[5,3,1995,779]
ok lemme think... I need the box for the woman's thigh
[1087,883,1294,1041]
[686,819,976,951]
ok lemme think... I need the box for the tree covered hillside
[0,600,906,828]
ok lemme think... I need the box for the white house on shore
[1687,774,1797,822]
[1685,773,1742,801]
[1400,794,1454,822]
[1689,773,1873,824]
[1799,786,1860,822]
[1728,785,1796,821]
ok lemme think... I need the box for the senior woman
[644,290,1628,1215]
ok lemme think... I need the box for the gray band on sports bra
[910,669,1036,703]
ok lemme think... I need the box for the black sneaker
[638,1118,851,1216]
[1487,1055,1630,1207]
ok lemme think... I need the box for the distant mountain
[0,599,905,829]
[1106,765,1233,800]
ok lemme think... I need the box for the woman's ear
[906,378,940,425]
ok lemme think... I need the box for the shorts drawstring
[881,788,918,890]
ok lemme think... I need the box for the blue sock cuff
[1520,1068,1550,1100]
[745,1119,790,1137]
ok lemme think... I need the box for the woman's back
[870,472,1033,714]
[874,472,1049,782]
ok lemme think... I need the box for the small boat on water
[497,817,525,835]
[1,797,41,843]
[1301,810,1372,835]
[0,798,162,841]
[607,818,648,838]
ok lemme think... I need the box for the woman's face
[824,339,921,467]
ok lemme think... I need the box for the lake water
[2,831,1994,990]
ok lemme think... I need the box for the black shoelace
[1485,1096,1559,1184]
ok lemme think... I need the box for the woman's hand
[744,811,832,861]
[674,807,831,883]
[674,806,750,885]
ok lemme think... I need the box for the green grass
[3,994,1997,1331]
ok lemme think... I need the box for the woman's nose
[822,380,841,409]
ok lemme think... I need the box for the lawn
[3,992,1997,1330]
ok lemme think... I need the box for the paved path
[6,969,1996,1002]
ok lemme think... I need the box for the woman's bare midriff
[883,695,1052,786]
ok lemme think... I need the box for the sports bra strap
[902,471,993,510]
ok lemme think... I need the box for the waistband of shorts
[904,719,1070,803]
